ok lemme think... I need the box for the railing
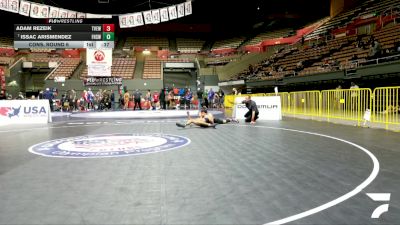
[44,62,61,80]
[372,87,400,130]
[224,86,400,131]
[321,88,372,126]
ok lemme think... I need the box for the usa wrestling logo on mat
[28,133,191,158]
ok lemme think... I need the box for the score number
[102,24,114,41]
[102,24,114,32]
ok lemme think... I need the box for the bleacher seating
[205,53,242,66]
[124,37,169,50]
[305,0,400,40]
[229,21,400,82]
[212,37,246,50]
[143,58,191,79]
[29,57,81,80]
[0,57,15,65]
[0,37,13,48]
[80,58,136,79]
[359,0,400,17]
[51,58,81,79]
[302,24,400,75]
[243,28,293,46]
[30,49,54,53]
[176,38,205,53]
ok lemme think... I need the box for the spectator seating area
[30,49,54,53]
[0,57,15,65]
[0,37,13,48]
[211,37,246,50]
[29,57,81,80]
[305,0,372,40]
[228,23,400,81]
[243,28,293,46]
[205,53,242,66]
[359,0,400,18]
[143,59,162,79]
[124,37,169,50]
[308,24,400,74]
[81,58,136,79]
[143,58,191,79]
[306,0,400,40]
[176,38,205,53]
[51,58,81,79]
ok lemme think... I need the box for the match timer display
[14,24,115,49]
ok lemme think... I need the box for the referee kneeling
[242,96,259,124]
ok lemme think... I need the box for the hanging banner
[39,4,49,18]
[87,49,112,66]
[19,0,30,16]
[185,1,192,15]
[143,10,152,24]
[87,49,112,77]
[134,12,144,26]
[9,0,19,13]
[128,14,137,27]
[86,13,112,19]
[160,7,169,22]
[152,9,160,24]
[77,12,86,18]
[29,3,49,18]
[67,10,77,18]
[119,15,128,28]
[0,0,18,13]
[49,6,59,18]
[59,8,68,18]
[168,6,177,20]
[116,2,193,28]
[88,65,111,77]
[177,3,185,18]
[29,3,40,18]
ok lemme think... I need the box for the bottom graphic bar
[14,41,114,49]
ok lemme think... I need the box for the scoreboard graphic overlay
[14,24,115,49]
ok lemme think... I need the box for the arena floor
[0,111,399,225]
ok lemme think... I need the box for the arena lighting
[143,49,151,55]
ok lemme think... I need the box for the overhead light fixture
[143,49,150,55]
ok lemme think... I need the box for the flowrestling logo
[29,133,191,158]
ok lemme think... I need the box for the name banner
[84,77,122,86]
[233,96,282,120]
[0,100,52,125]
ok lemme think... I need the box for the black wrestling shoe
[209,123,217,129]
[176,122,186,128]
[231,118,239,123]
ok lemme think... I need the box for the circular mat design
[29,133,191,158]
